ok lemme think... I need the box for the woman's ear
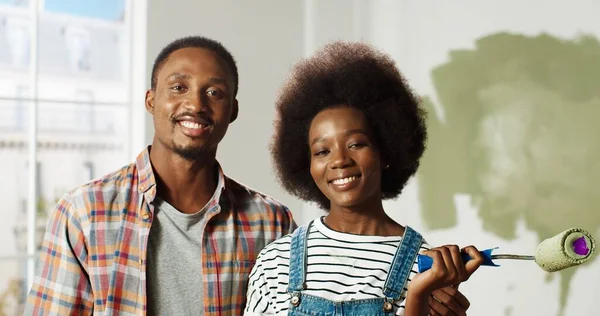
[381,155,390,170]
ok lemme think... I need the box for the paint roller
[417,227,595,273]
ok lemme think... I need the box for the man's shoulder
[66,162,137,210]
[222,175,297,229]
[72,162,135,194]
[223,176,289,210]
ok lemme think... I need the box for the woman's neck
[324,202,404,236]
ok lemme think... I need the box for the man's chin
[173,145,209,161]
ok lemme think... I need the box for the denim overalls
[287,220,423,316]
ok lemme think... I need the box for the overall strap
[287,220,314,293]
[382,226,423,300]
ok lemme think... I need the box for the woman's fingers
[419,244,483,293]
[461,245,484,278]
[448,245,468,282]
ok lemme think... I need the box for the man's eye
[207,89,223,97]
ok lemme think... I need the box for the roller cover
[535,228,595,272]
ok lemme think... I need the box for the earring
[384,164,390,169]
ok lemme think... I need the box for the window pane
[0,89,27,130]
[0,99,33,260]
[0,99,130,263]
[0,7,31,99]
[35,99,130,207]
[37,11,128,103]
[44,0,125,22]
[0,97,47,294]
[0,2,133,311]
[37,100,129,138]
[1,3,129,102]
[0,0,28,8]
[0,259,27,315]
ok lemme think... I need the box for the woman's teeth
[331,176,358,185]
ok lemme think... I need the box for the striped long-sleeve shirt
[245,218,429,315]
[25,147,296,315]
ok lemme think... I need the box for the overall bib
[287,221,423,316]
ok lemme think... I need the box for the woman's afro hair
[271,41,427,210]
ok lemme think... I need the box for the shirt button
[142,211,150,220]
[290,296,300,306]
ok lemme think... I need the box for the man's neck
[149,144,219,214]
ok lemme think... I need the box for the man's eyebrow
[165,74,229,88]
[208,77,228,86]
[165,73,191,81]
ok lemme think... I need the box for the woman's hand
[410,245,483,296]
[428,286,470,316]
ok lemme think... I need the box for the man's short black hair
[150,36,239,96]
[271,41,427,210]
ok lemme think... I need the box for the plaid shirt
[25,147,296,316]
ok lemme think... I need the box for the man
[26,36,473,316]
[25,36,295,315]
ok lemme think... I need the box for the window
[74,90,94,132]
[4,16,29,68]
[15,85,27,130]
[0,0,134,313]
[83,161,95,181]
[63,26,91,72]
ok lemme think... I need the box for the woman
[245,42,484,316]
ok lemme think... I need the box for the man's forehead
[159,48,231,78]
[168,46,217,58]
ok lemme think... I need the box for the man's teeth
[331,176,358,185]
[180,121,206,129]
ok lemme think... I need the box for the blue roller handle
[417,248,499,273]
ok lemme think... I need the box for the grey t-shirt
[146,197,210,315]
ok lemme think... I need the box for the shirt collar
[135,146,227,205]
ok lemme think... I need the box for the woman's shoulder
[405,225,430,247]
[256,230,294,261]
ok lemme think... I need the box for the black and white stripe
[245,218,429,315]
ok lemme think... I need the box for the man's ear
[229,99,239,123]
[145,89,155,115]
